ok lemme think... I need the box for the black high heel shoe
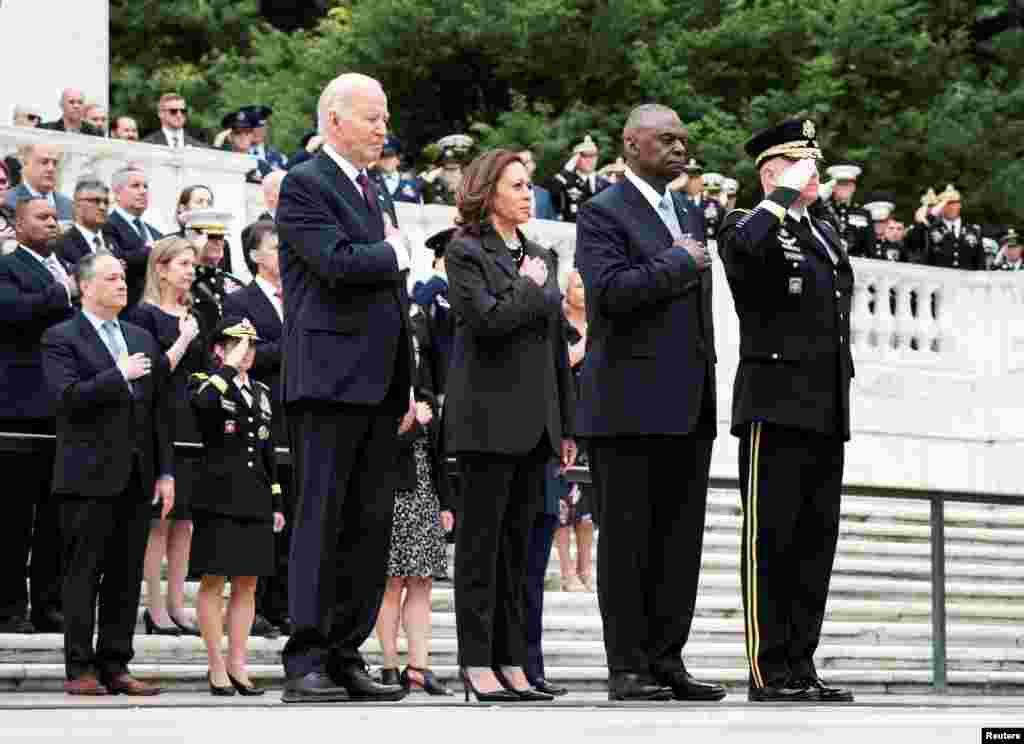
[143,609,181,636]
[402,665,454,696]
[209,672,236,697]
[492,668,555,702]
[459,668,518,703]
[227,672,265,697]
[168,613,201,637]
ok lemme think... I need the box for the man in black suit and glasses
[42,251,175,696]
[575,104,725,702]
[276,72,415,704]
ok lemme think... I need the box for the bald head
[621,103,688,187]
[59,88,86,129]
[317,73,389,168]
[262,170,286,212]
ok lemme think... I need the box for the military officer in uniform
[549,135,608,222]
[245,106,289,181]
[182,209,235,331]
[905,188,938,263]
[995,229,1022,270]
[371,136,421,204]
[817,163,872,257]
[718,118,855,704]
[701,172,726,247]
[924,184,984,270]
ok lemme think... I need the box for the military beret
[744,118,823,167]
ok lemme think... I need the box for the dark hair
[74,249,117,284]
[176,184,214,213]
[245,220,277,259]
[455,149,525,236]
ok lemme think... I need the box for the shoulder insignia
[208,375,228,395]
[271,484,283,496]
[190,372,210,383]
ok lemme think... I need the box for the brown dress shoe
[104,673,161,696]
[64,674,109,696]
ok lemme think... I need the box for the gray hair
[74,178,109,198]
[75,249,116,283]
[317,73,382,134]
[111,166,145,192]
[623,103,678,133]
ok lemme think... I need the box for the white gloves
[818,179,835,201]
[777,159,818,191]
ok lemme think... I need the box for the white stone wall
[0,0,109,123]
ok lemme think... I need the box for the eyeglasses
[163,108,187,116]
[77,197,109,206]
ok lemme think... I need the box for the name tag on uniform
[220,399,237,414]
[784,250,805,262]
[788,277,804,295]
[849,215,868,228]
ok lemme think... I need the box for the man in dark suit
[104,167,162,307]
[575,104,724,702]
[42,251,175,696]
[718,118,855,704]
[222,220,290,634]
[55,179,121,266]
[0,198,75,634]
[3,144,74,222]
[276,72,415,703]
[40,89,103,137]
[141,93,206,148]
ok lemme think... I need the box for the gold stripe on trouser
[745,422,765,688]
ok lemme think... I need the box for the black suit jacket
[54,225,123,267]
[40,119,103,137]
[276,150,412,411]
[104,211,162,307]
[443,227,574,456]
[718,190,855,440]
[575,179,716,438]
[141,130,207,148]
[0,246,75,422]
[42,312,174,498]
[222,282,283,403]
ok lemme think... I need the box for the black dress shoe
[528,678,569,697]
[379,667,401,686]
[608,672,673,701]
[251,614,281,639]
[276,617,294,636]
[336,663,407,701]
[0,615,36,634]
[142,610,180,637]
[30,610,64,634]
[281,672,349,703]
[790,676,854,702]
[748,683,812,702]
[228,672,265,696]
[655,668,726,701]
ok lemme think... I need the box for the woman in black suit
[444,149,576,702]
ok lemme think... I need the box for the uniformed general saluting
[718,118,855,704]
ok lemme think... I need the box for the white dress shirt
[81,308,131,384]
[75,224,106,253]
[112,206,153,242]
[944,218,962,238]
[322,144,409,272]
[254,275,284,321]
[162,128,184,148]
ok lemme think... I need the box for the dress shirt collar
[24,183,54,202]
[112,205,146,228]
[75,223,101,247]
[323,144,364,189]
[624,166,673,213]
[81,308,119,335]
[19,243,49,266]
[788,205,809,222]
[944,218,961,232]
[162,127,183,145]
[254,274,284,318]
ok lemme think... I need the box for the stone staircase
[2,488,1023,695]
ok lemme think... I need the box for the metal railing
[5,431,1022,693]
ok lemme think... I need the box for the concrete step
[4,662,1023,694]
[6,635,1024,674]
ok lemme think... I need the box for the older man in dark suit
[0,198,75,634]
[54,180,121,266]
[40,89,103,137]
[276,72,415,704]
[575,104,724,702]
[42,251,174,696]
[104,167,162,306]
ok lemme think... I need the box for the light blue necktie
[657,194,684,240]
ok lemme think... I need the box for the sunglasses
[163,108,187,115]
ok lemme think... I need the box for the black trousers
[283,403,400,678]
[0,447,62,621]
[524,511,558,683]
[454,441,547,667]
[256,474,294,625]
[738,421,844,688]
[60,474,151,681]
[589,432,714,674]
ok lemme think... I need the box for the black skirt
[189,510,275,577]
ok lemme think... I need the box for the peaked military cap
[826,162,862,182]
[211,316,261,346]
[240,105,273,127]
[222,108,259,131]
[745,118,823,167]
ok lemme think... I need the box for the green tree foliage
[111,0,1022,225]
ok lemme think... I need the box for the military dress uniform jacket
[816,201,873,258]
[925,217,985,270]
[188,365,283,521]
[718,187,855,440]
[549,170,609,222]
